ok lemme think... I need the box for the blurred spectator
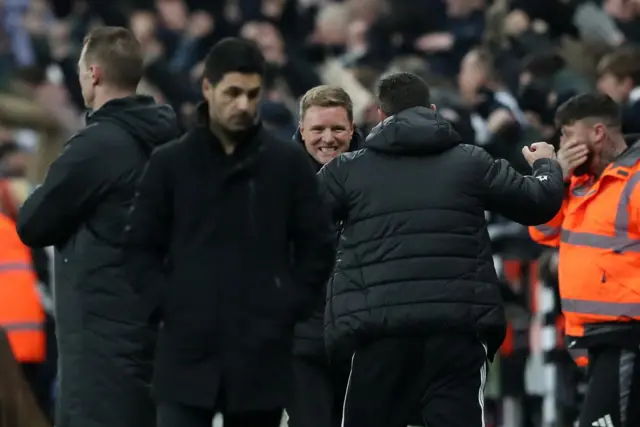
[0,141,28,177]
[596,46,640,135]
[459,46,530,173]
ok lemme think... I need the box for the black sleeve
[288,145,336,291]
[122,148,172,300]
[316,155,350,224]
[476,146,565,225]
[17,128,120,248]
[30,248,51,289]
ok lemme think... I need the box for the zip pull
[601,272,606,283]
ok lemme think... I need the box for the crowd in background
[2,0,640,426]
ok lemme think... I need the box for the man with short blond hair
[288,85,361,427]
[296,85,357,167]
[18,26,180,427]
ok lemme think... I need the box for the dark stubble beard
[573,151,593,176]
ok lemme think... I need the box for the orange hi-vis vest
[0,213,45,363]
[529,143,640,358]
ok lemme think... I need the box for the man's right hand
[522,142,557,166]
[557,140,589,180]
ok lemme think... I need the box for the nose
[320,129,335,143]
[236,95,250,112]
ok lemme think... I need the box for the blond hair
[299,85,354,122]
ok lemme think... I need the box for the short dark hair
[555,93,621,128]
[203,37,265,85]
[82,27,143,90]
[376,72,431,116]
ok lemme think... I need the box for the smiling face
[300,105,354,165]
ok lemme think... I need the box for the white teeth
[320,147,337,154]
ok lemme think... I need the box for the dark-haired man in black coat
[122,38,335,427]
[319,72,565,427]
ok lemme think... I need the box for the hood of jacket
[87,95,179,153]
[365,106,461,155]
[293,127,365,171]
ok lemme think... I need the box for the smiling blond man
[297,86,362,169]
[288,86,362,427]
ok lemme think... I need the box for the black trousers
[287,356,349,427]
[157,401,283,427]
[578,345,640,427]
[342,333,488,427]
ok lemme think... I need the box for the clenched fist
[522,142,557,166]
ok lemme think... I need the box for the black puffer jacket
[318,106,564,359]
[292,128,363,359]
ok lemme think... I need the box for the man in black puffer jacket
[287,85,362,427]
[319,72,565,427]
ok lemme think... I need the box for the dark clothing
[622,97,640,136]
[291,128,363,359]
[157,401,283,427]
[123,103,335,411]
[21,362,52,421]
[510,0,579,39]
[319,106,565,360]
[343,334,488,427]
[287,130,360,427]
[17,96,180,427]
[287,356,350,427]
[578,346,640,427]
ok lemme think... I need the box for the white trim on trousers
[340,342,488,427]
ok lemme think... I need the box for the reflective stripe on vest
[0,213,45,363]
[2,322,43,331]
[560,171,640,252]
[560,169,640,316]
[533,224,560,237]
[0,262,33,272]
[562,299,640,317]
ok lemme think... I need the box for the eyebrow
[226,86,261,92]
